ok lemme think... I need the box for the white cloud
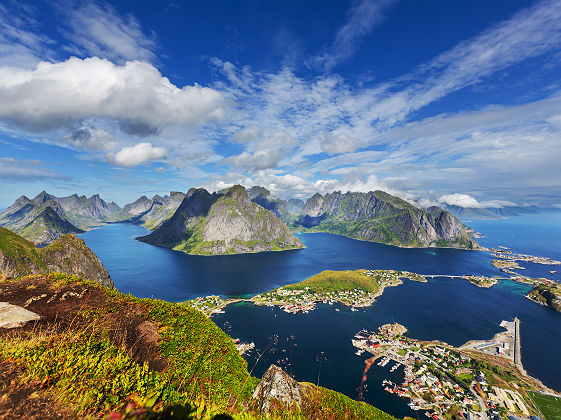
[107,142,167,167]
[0,3,55,68]
[439,193,482,208]
[321,131,362,154]
[308,0,397,71]
[62,2,157,64]
[0,157,68,181]
[231,125,263,143]
[66,127,117,151]
[480,200,518,208]
[0,57,227,134]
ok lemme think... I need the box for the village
[491,249,561,267]
[352,322,539,420]
[250,269,409,314]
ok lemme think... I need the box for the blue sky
[1,0,561,209]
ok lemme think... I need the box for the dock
[514,317,525,374]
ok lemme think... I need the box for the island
[184,269,509,317]
[352,320,560,420]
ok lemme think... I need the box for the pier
[514,317,525,374]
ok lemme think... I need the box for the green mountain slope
[0,227,113,288]
[0,274,395,419]
[139,185,304,255]
[294,190,480,249]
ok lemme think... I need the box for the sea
[80,211,561,419]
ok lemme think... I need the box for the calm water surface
[80,214,561,418]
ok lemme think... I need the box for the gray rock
[250,364,302,415]
[0,302,41,328]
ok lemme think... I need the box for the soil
[0,275,169,418]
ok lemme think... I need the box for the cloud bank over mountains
[0,0,560,208]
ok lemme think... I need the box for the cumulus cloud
[438,193,482,208]
[62,2,157,64]
[66,127,117,151]
[308,0,397,71]
[107,142,167,167]
[231,125,263,143]
[223,149,287,171]
[321,131,362,154]
[0,57,227,134]
[0,157,68,181]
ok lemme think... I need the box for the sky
[1,0,561,209]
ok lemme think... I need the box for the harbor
[351,321,543,420]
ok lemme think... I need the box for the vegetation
[284,270,382,294]
[528,283,561,312]
[0,273,395,419]
[529,391,561,420]
[0,227,46,274]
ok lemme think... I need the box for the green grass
[284,269,382,293]
[1,274,396,419]
[529,392,561,420]
[0,274,257,417]
[0,226,47,273]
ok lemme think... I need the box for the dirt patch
[0,360,80,419]
[0,276,167,371]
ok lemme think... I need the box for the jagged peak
[225,184,248,200]
[33,190,53,204]
[248,185,271,199]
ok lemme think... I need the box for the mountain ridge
[139,185,304,255]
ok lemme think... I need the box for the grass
[1,273,396,419]
[529,392,561,420]
[284,270,382,293]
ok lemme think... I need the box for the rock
[0,302,41,328]
[139,185,304,255]
[295,190,479,249]
[250,365,302,415]
[0,228,115,289]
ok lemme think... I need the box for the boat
[390,363,401,372]
[355,349,365,356]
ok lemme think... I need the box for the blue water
[81,224,498,301]
[80,215,561,418]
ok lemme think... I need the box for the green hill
[0,274,396,419]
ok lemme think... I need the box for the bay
[80,215,561,418]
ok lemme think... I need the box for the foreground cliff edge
[0,274,395,419]
[0,227,113,289]
[138,185,305,255]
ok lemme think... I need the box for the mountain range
[1,185,480,252]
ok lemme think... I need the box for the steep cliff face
[139,186,304,255]
[296,190,479,249]
[123,196,153,216]
[129,191,187,229]
[248,185,303,224]
[0,227,114,288]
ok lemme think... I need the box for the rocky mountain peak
[33,191,54,204]
[248,185,271,199]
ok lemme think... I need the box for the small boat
[355,349,365,356]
